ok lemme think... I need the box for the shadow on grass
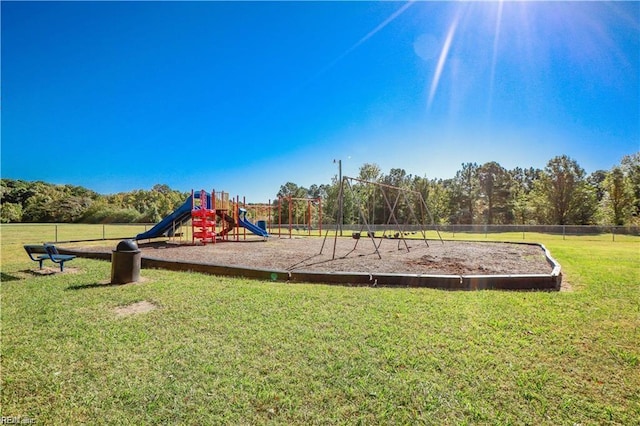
[66,277,149,291]
[1,272,22,282]
[66,282,126,291]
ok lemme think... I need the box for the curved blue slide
[136,194,269,240]
[238,208,269,238]
[135,196,194,240]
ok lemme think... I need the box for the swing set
[321,176,443,260]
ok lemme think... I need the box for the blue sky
[2,1,639,202]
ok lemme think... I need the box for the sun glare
[488,0,504,115]
[428,10,460,110]
[424,1,635,116]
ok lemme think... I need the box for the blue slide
[136,193,269,240]
[135,196,194,240]
[238,208,269,238]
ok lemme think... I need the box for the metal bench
[24,244,76,272]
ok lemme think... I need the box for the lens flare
[487,0,504,116]
[313,1,415,82]
[428,11,460,110]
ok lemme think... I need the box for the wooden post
[307,199,311,236]
[288,195,292,239]
[212,189,217,244]
[191,189,195,245]
[278,197,282,237]
[318,197,322,236]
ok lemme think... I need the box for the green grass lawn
[1,225,639,424]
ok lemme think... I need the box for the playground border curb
[60,242,561,291]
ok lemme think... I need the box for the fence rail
[2,223,638,245]
[319,224,639,241]
[1,223,154,245]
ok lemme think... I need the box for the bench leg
[39,259,44,269]
[60,262,65,272]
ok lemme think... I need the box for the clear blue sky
[2,1,639,202]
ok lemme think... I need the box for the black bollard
[111,239,141,284]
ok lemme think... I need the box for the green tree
[380,168,413,224]
[322,175,356,226]
[533,155,596,225]
[357,163,381,224]
[412,176,450,225]
[104,185,187,223]
[358,163,381,182]
[620,152,640,221]
[509,167,540,224]
[1,202,23,223]
[277,182,310,226]
[450,163,479,224]
[411,176,429,225]
[477,162,511,224]
[50,196,93,222]
[600,167,634,225]
[588,170,608,204]
[1,179,38,206]
[21,183,62,222]
[307,184,325,199]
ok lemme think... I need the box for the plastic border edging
[59,241,562,291]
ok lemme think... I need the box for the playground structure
[190,190,233,244]
[135,189,323,244]
[135,189,269,244]
[322,176,443,260]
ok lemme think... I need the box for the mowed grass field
[1,225,638,424]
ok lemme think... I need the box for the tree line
[2,153,638,226]
[0,181,188,224]
[275,153,639,227]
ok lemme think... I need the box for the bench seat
[24,244,76,271]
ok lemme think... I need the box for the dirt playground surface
[122,237,554,276]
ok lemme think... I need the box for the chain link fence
[2,223,638,245]
[1,223,154,245]
[327,224,640,241]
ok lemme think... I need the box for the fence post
[563,225,566,240]
[612,226,615,242]
[103,224,106,240]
